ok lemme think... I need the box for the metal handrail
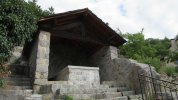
[138,65,178,100]
[139,74,178,86]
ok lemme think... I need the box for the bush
[0,0,53,87]
[65,96,73,100]
[0,64,10,87]
[175,66,178,73]
[0,78,5,87]
[161,66,177,76]
[138,57,162,72]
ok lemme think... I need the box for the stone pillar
[34,31,50,93]
[110,46,118,60]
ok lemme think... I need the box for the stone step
[0,93,40,100]
[0,94,25,100]
[100,96,128,100]
[99,84,110,89]
[107,88,118,92]
[103,92,123,98]
[102,81,117,87]
[58,86,129,94]
[58,92,123,100]
[128,94,143,100]
[6,81,31,86]
[102,81,126,88]
[53,83,100,88]
[51,82,109,88]
[0,85,32,90]
[25,94,42,100]
[117,87,129,92]
[52,83,110,93]
[58,94,93,100]
[53,82,128,94]
[59,87,119,94]
[0,90,32,96]
[122,91,134,96]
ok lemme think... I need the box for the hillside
[119,32,178,76]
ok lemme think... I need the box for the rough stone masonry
[33,31,51,93]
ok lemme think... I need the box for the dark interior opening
[48,35,103,81]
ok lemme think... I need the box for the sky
[35,0,178,39]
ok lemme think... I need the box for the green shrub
[0,0,54,87]
[0,78,5,87]
[0,64,10,87]
[175,66,178,73]
[138,57,162,72]
[161,66,177,76]
[65,96,73,100]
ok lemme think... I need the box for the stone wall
[90,46,118,81]
[112,58,159,93]
[170,39,178,52]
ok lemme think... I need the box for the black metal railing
[138,66,178,100]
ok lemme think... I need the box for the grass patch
[138,57,162,72]
[65,95,73,100]
[160,66,178,76]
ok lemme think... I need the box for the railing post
[138,70,144,100]
[138,67,178,100]
[149,64,158,99]
[158,83,164,100]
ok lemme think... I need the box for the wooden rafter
[51,31,107,46]
[38,8,126,46]
[53,21,82,30]
[81,23,86,38]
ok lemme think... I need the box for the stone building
[22,8,126,92]
[1,8,158,100]
[169,35,178,66]
[170,35,178,52]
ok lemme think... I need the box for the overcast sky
[35,0,178,39]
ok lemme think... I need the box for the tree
[120,32,156,60]
[119,32,171,60]
[119,32,171,71]
[145,37,171,60]
[0,0,54,86]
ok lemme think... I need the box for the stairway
[53,81,143,100]
[0,64,38,100]
[0,75,33,100]
[101,81,142,100]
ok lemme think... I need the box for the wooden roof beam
[51,31,107,46]
[53,21,82,30]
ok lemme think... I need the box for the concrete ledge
[68,65,99,70]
